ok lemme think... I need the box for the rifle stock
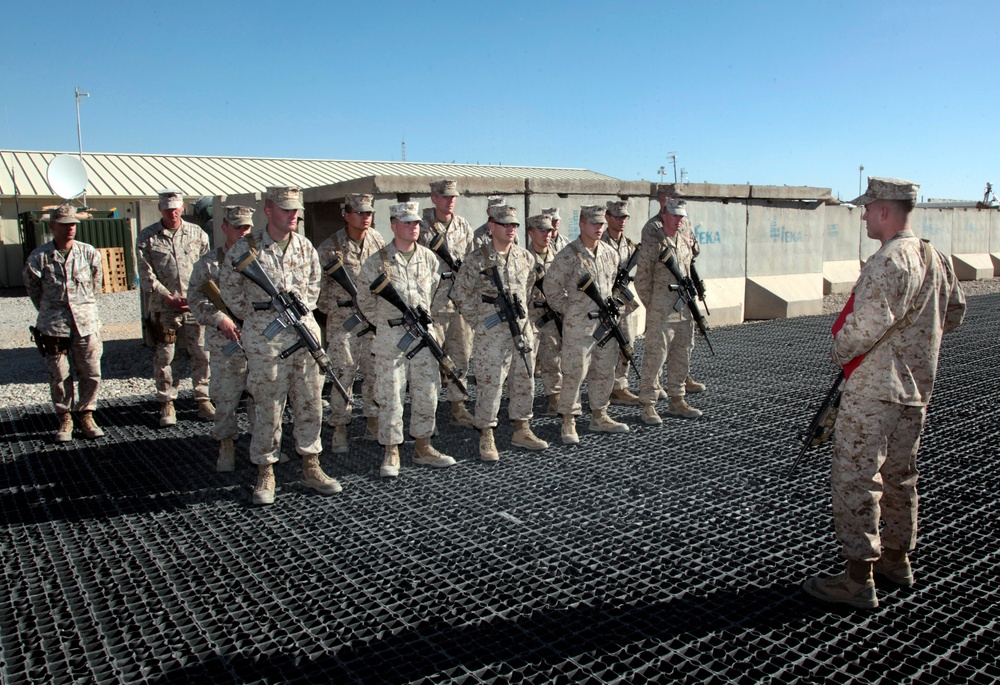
[323,254,375,337]
[200,279,243,357]
[576,274,641,378]
[532,264,563,335]
[233,249,350,402]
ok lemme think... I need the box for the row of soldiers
[24,181,710,506]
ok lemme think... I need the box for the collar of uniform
[887,228,917,243]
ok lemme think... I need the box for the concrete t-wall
[822,204,862,294]
[679,198,747,326]
[949,207,993,280]
[992,209,1000,276]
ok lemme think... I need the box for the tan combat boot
[301,454,342,494]
[380,444,401,478]
[364,416,379,441]
[78,410,104,439]
[641,403,662,426]
[512,420,548,451]
[217,438,235,473]
[874,549,914,586]
[666,396,702,419]
[197,399,216,420]
[546,392,560,416]
[479,428,500,462]
[55,412,74,443]
[685,376,707,394]
[589,408,629,433]
[610,387,642,406]
[253,464,275,505]
[413,438,456,468]
[561,414,579,445]
[803,560,878,609]
[159,401,176,427]
[331,424,349,454]
[450,401,475,428]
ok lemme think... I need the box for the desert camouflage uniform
[357,243,442,446]
[602,232,640,392]
[23,241,103,413]
[543,237,621,416]
[317,228,386,427]
[636,224,695,402]
[528,233,568,397]
[136,219,211,402]
[831,229,965,562]
[472,221,521,250]
[452,244,536,429]
[419,208,474,401]
[188,248,253,442]
[219,228,324,465]
[641,213,701,258]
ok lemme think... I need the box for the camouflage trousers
[208,346,253,442]
[246,349,323,465]
[473,328,535,430]
[325,328,378,427]
[152,313,209,403]
[44,332,102,413]
[558,325,619,416]
[832,391,925,562]
[639,315,693,403]
[373,344,440,446]
[433,310,472,402]
[532,319,562,396]
[613,311,639,391]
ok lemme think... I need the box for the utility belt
[29,326,71,357]
[147,312,178,344]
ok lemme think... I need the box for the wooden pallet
[98,247,129,293]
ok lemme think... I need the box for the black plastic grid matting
[2,294,999,684]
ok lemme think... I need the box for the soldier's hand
[164,294,190,312]
[218,317,241,342]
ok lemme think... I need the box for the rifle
[531,264,563,336]
[576,274,641,378]
[788,370,844,475]
[369,272,468,396]
[658,247,716,356]
[480,260,530,374]
[199,279,243,357]
[427,232,461,279]
[690,258,711,316]
[612,245,641,306]
[323,253,375,337]
[232,249,350,402]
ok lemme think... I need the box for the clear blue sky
[4,0,997,202]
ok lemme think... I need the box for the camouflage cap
[429,179,459,197]
[541,207,562,221]
[579,205,607,225]
[343,193,375,213]
[487,200,509,220]
[48,204,81,225]
[390,202,422,222]
[489,205,520,226]
[157,189,184,210]
[487,195,506,207]
[527,214,554,231]
[663,198,687,217]
[223,205,255,227]
[850,176,919,206]
[265,186,305,211]
[606,200,630,218]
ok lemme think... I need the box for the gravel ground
[3,276,999,409]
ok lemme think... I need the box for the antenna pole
[75,87,90,205]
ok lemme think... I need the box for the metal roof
[0,150,619,199]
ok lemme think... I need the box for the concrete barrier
[949,207,993,280]
[683,198,747,326]
[992,209,1000,276]
[821,204,862,294]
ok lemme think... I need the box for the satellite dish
[46,155,89,200]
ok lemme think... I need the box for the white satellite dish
[46,155,89,200]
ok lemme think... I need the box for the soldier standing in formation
[544,205,631,444]
[136,189,214,427]
[316,193,386,453]
[452,205,548,462]
[358,202,456,477]
[187,206,255,473]
[220,186,341,505]
[419,179,476,428]
[803,177,966,609]
[602,199,642,407]
[636,199,703,423]
[23,204,105,442]
[471,195,508,250]
[526,213,567,416]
